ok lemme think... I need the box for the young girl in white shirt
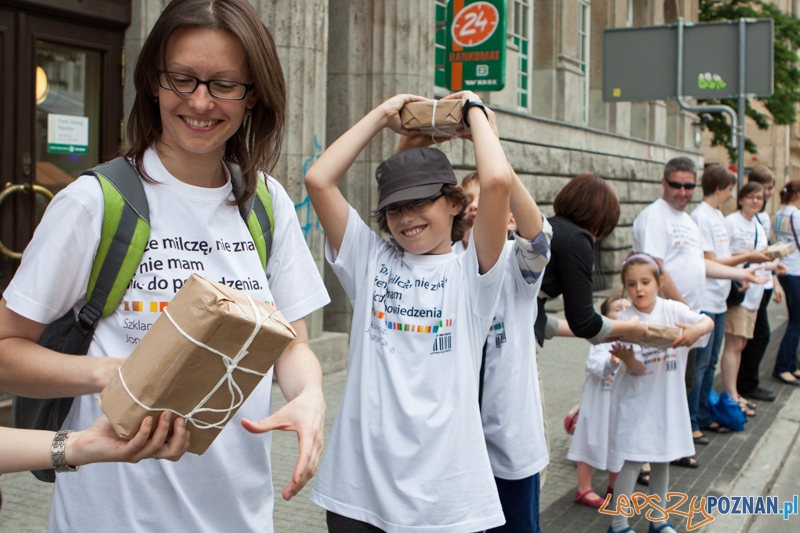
[608,254,714,533]
[569,295,630,509]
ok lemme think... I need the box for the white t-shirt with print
[633,198,706,310]
[311,207,507,533]
[774,205,800,275]
[755,212,774,290]
[4,147,330,533]
[481,239,549,480]
[610,298,706,463]
[725,211,768,311]
[567,343,625,473]
[690,201,732,313]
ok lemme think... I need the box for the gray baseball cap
[375,148,457,211]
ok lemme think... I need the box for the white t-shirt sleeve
[695,210,716,253]
[460,231,508,320]
[675,300,709,350]
[586,344,615,379]
[325,206,390,302]
[264,177,330,323]
[639,210,669,261]
[4,176,104,323]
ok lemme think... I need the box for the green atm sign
[445,0,507,91]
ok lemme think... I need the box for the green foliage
[698,0,800,163]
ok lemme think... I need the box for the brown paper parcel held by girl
[98,273,296,454]
[636,323,682,350]
[400,100,465,136]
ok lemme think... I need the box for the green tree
[697,0,800,163]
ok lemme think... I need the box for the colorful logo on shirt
[489,321,507,348]
[124,299,275,312]
[372,308,454,333]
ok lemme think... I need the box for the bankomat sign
[445,0,507,91]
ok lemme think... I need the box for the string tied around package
[116,294,267,430]
[428,99,459,152]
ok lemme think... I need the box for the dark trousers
[775,275,800,375]
[738,288,773,393]
[326,511,488,533]
[488,473,541,533]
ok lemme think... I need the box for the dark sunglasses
[665,179,697,190]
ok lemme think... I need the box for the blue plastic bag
[709,390,747,431]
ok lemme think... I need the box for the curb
[704,387,800,533]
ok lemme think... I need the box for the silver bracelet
[51,430,79,473]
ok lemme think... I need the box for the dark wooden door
[0,7,123,294]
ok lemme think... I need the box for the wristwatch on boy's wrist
[462,99,488,127]
[51,430,79,473]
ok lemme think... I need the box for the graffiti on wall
[295,135,324,242]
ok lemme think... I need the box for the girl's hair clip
[621,253,661,274]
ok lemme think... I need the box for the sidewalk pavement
[1,301,798,532]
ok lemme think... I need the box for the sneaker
[741,387,776,402]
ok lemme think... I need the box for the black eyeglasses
[384,193,444,216]
[157,70,254,100]
[665,179,697,190]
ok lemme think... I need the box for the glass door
[0,9,123,293]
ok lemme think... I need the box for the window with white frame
[435,0,448,91]
[578,1,590,123]
[510,0,532,109]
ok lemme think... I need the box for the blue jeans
[775,275,800,375]
[688,311,726,431]
[488,473,541,533]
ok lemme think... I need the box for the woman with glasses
[722,183,785,418]
[0,1,329,531]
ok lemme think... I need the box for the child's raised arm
[672,315,714,349]
[443,92,512,273]
[304,94,427,252]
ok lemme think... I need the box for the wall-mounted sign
[445,0,507,92]
[47,113,89,154]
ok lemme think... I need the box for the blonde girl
[607,254,713,533]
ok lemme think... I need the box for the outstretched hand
[672,322,703,348]
[67,411,190,467]
[241,387,326,501]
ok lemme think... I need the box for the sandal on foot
[649,522,677,533]
[670,456,699,468]
[740,399,757,410]
[574,489,606,508]
[739,403,756,417]
[693,435,710,445]
[637,469,650,486]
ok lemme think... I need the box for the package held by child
[99,273,296,454]
[400,100,465,136]
[635,322,682,349]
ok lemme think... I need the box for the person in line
[0,412,188,476]
[771,179,800,386]
[633,157,766,468]
[722,182,785,416]
[568,295,630,509]
[305,90,516,532]
[738,167,783,402]
[689,166,771,441]
[535,174,649,346]
[0,1,330,531]
[608,254,714,533]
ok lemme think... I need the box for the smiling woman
[0,1,330,532]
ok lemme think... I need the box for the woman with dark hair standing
[534,173,648,345]
[0,1,329,531]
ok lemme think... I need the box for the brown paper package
[636,323,682,349]
[400,100,465,136]
[764,242,794,260]
[99,274,296,455]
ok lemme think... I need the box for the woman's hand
[241,386,326,501]
[66,412,190,467]
[616,316,650,344]
[379,94,429,135]
[774,278,785,303]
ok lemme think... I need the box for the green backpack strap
[227,162,274,272]
[83,158,151,319]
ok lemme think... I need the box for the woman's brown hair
[126,0,286,207]
[780,179,800,204]
[553,173,620,239]
[372,185,470,244]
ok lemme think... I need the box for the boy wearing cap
[305,92,518,532]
